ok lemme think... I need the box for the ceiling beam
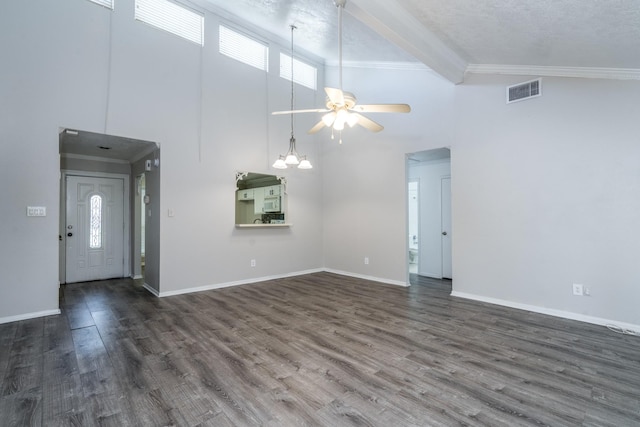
[348,0,467,84]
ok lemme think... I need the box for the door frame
[440,175,452,279]
[59,170,130,284]
[405,149,452,285]
[133,173,145,280]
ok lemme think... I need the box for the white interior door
[441,177,452,279]
[65,175,125,283]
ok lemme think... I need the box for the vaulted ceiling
[60,0,640,160]
[196,0,640,83]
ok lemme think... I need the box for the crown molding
[349,0,467,84]
[466,64,640,81]
[325,60,431,71]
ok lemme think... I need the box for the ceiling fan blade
[308,120,326,134]
[352,104,411,113]
[352,113,384,132]
[325,87,344,106]
[272,108,329,115]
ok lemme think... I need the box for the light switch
[27,206,46,217]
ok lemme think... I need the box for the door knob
[442,231,447,236]
[67,232,73,237]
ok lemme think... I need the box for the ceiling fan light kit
[271,0,410,145]
[272,25,312,170]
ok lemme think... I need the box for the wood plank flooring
[1,272,639,426]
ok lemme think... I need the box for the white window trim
[88,0,114,10]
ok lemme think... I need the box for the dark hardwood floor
[1,272,639,426]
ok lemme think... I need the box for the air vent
[507,78,541,104]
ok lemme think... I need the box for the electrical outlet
[572,283,584,296]
[250,259,256,267]
[364,257,369,265]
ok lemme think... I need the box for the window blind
[219,25,269,72]
[280,53,317,91]
[135,0,204,46]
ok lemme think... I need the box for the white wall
[0,0,325,320]
[452,74,640,326]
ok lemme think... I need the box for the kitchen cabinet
[263,185,281,197]
[237,189,254,201]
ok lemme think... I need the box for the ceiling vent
[507,78,541,104]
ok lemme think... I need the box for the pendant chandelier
[273,25,312,170]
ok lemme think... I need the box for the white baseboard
[451,291,640,333]
[324,269,409,287]
[155,268,325,298]
[0,308,61,325]
[143,283,160,297]
[144,268,407,299]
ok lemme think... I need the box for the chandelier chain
[290,24,296,138]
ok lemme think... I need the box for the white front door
[441,177,452,279]
[65,175,125,283]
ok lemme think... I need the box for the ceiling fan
[272,0,410,141]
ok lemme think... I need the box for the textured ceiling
[399,0,640,68]
[197,0,640,70]
[195,0,417,63]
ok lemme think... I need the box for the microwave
[263,196,281,213]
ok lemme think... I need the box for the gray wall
[322,66,456,284]
[323,67,640,327]
[0,0,324,319]
[452,74,640,326]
